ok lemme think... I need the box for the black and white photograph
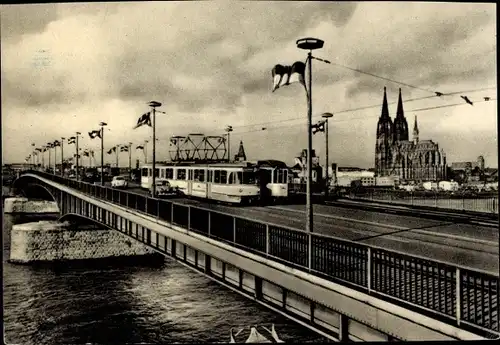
[1,1,497,343]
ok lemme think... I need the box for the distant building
[291,149,322,183]
[451,155,485,171]
[375,87,447,182]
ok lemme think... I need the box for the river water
[2,210,324,344]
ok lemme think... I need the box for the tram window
[160,169,165,178]
[230,172,241,184]
[220,170,227,184]
[141,168,148,177]
[148,168,152,177]
[207,170,213,182]
[236,172,242,184]
[242,171,256,184]
[214,170,220,183]
[188,169,193,181]
[154,168,159,177]
[198,169,205,182]
[178,169,186,180]
[166,168,173,179]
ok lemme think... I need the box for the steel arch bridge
[9,171,499,341]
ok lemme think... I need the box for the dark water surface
[3,212,324,344]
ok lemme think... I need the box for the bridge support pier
[4,197,59,214]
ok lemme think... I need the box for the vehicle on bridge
[149,178,177,198]
[140,160,292,205]
[140,162,261,205]
[111,175,129,189]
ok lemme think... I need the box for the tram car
[254,160,290,203]
[141,162,261,205]
[140,160,291,205]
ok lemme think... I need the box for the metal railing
[351,189,499,214]
[20,170,500,336]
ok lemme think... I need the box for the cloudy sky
[1,1,497,168]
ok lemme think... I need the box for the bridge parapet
[18,170,500,338]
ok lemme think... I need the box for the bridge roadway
[122,186,498,274]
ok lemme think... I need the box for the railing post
[265,224,269,255]
[233,216,236,243]
[207,211,211,236]
[367,247,372,292]
[188,206,191,231]
[455,267,461,326]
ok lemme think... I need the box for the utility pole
[225,125,233,162]
[99,122,107,185]
[61,137,65,176]
[75,132,81,180]
[31,143,35,169]
[322,112,333,199]
[129,142,132,180]
[148,101,162,197]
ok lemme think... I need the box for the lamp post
[41,146,46,169]
[296,37,324,236]
[31,143,35,169]
[225,125,233,162]
[128,142,132,180]
[75,132,81,180]
[321,112,333,199]
[148,101,162,197]
[115,145,120,169]
[144,140,149,164]
[99,122,107,186]
[47,142,52,173]
[61,137,65,176]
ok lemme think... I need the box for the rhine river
[3,211,324,344]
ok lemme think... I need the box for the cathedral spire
[393,88,409,141]
[396,88,404,118]
[413,115,419,144]
[381,86,390,119]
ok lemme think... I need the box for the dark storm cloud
[0,5,58,42]
[346,8,495,98]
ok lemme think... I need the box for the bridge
[12,170,499,341]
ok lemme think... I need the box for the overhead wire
[232,98,497,136]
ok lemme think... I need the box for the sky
[1,1,497,168]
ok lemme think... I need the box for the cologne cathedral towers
[375,87,447,182]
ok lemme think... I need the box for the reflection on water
[3,212,323,344]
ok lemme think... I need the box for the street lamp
[99,122,107,186]
[225,125,233,162]
[296,37,324,237]
[31,143,35,169]
[148,101,162,197]
[321,112,333,199]
[61,137,65,176]
[75,132,81,180]
[47,142,53,172]
[128,142,132,180]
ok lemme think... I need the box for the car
[111,176,129,189]
[149,179,176,198]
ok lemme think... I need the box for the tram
[140,160,291,205]
[140,162,260,204]
[254,160,290,203]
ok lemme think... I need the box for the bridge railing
[22,171,500,336]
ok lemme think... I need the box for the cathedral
[375,87,447,182]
